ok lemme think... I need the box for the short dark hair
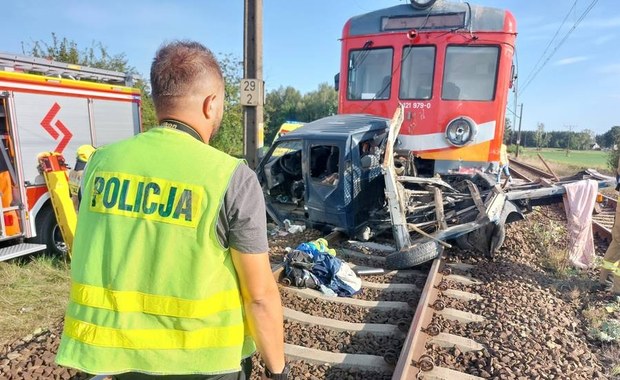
[150,40,224,111]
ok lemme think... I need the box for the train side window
[400,46,436,100]
[347,48,393,101]
[442,46,499,101]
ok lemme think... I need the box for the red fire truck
[337,0,516,175]
[0,53,141,261]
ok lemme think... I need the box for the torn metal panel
[382,105,410,250]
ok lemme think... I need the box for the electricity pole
[242,0,264,169]
[515,103,523,158]
[565,124,574,157]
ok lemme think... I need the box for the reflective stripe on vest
[71,283,242,318]
[64,316,244,350]
[602,259,619,271]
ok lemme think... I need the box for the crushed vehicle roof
[279,114,390,140]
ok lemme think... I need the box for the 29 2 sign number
[240,79,261,106]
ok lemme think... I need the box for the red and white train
[338,0,517,175]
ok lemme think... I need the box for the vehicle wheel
[385,239,441,269]
[29,206,68,257]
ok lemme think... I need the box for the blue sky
[4,0,619,135]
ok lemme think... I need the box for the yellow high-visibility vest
[56,127,255,375]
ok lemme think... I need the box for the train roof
[280,114,389,141]
[347,2,512,36]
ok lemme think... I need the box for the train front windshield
[442,46,499,101]
[400,46,435,100]
[347,48,393,100]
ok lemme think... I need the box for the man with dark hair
[56,40,288,380]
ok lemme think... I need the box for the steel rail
[392,257,443,380]
[509,157,555,179]
[593,193,616,242]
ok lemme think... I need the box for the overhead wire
[519,0,578,91]
[519,0,599,95]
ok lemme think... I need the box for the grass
[0,255,70,345]
[512,147,612,176]
[528,214,574,278]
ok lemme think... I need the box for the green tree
[534,122,546,150]
[298,82,338,122]
[574,129,594,150]
[21,33,157,128]
[609,146,620,173]
[210,54,243,156]
[264,86,303,145]
[503,117,512,144]
[263,83,337,146]
[599,126,620,149]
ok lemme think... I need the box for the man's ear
[203,94,217,120]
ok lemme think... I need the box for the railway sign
[240,78,263,106]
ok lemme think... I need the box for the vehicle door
[304,140,347,229]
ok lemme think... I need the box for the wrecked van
[256,111,612,268]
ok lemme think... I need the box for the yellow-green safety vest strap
[71,283,242,318]
[601,259,619,271]
[64,317,244,350]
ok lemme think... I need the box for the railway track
[593,193,615,243]
[508,157,555,182]
[275,234,489,379]
[274,190,618,379]
[508,156,615,244]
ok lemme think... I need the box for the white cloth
[562,179,598,268]
[335,262,362,293]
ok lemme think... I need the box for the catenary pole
[243,0,264,169]
[515,103,523,158]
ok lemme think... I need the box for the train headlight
[445,117,477,147]
[409,0,438,9]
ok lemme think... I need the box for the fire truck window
[442,46,499,101]
[347,48,393,101]
[400,46,435,100]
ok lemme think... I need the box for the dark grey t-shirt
[216,163,269,253]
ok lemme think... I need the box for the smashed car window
[310,145,340,185]
[271,140,303,157]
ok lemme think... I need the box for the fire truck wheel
[31,206,68,257]
[385,239,440,269]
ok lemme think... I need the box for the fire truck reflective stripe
[397,120,496,152]
[0,80,137,101]
[601,259,619,271]
[63,316,244,349]
[89,172,202,228]
[71,283,242,318]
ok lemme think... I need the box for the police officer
[598,156,620,296]
[56,41,288,379]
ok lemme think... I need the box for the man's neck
[159,119,205,143]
